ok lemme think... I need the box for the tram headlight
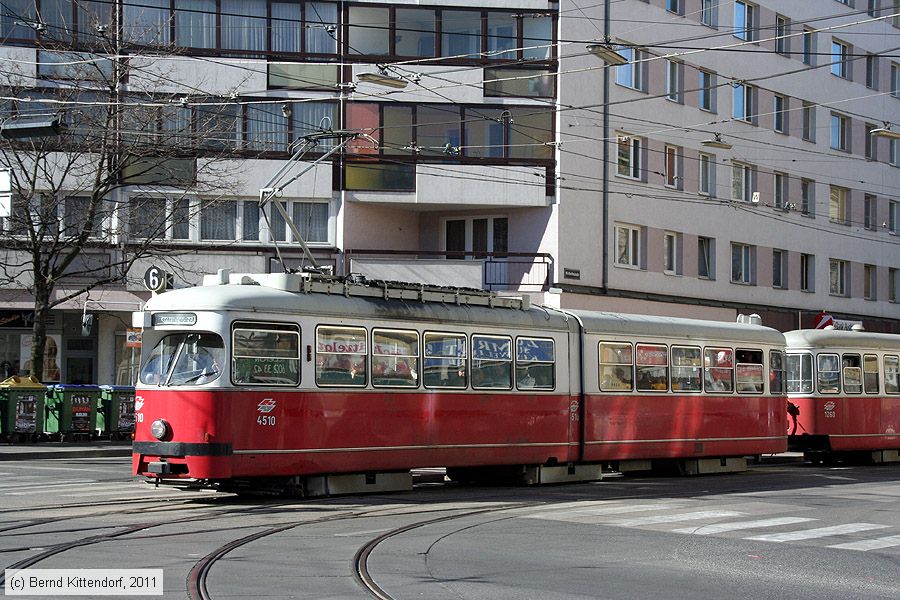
[150,419,170,441]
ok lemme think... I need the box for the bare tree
[0,17,241,381]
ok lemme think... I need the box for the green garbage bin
[99,385,136,439]
[45,384,102,439]
[0,376,47,441]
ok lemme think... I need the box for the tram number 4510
[257,415,276,426]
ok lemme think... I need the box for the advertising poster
[19,333,61,382]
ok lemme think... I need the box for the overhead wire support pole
[258,130,375,272]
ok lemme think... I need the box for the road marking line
[673,517,818,535]
[746,523,890,542]
[0,480,96,492]
[526,503,685,519]
[828,535,900,551]
[611,511,745,527]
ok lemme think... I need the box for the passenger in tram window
[519,367,536,388]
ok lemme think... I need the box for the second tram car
[786,329,900,463]
[132,271,787,495]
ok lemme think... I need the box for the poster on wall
[19,334,61,383]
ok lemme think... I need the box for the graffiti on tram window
[316,326,367,386]
[372,329,419,388]
[472,335,512,390]
[885,355,899,394]
[232,326,300,386]
[516,338,554,363]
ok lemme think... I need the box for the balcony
[342,249,552,292]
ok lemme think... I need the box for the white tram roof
[785,329,900,352]
[142,272,785,344]
[143,278,573,331]
[570,310,785,346]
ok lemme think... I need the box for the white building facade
[0,0,897,384]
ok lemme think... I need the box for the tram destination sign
[152,313,197,326]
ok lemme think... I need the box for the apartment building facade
[0,0,897,384]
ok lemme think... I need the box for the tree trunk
[30,289,52,383]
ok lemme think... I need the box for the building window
[868,0,879,17]
[865,123,878,160]
[831,113,850,151]
[892,139,900,167]
[615,47,645,91]
[864,194,877,230]
[269,201,329,244]
[773,249,786,289]
[892,63,900,98]
[802,28,816,66]
[700,0,717,27]
[800,178,815,216]
[801,253,815,292]
[200,200,238,240]
[617,134,643,179]
[830,186,849,225]
[665,145,681,188]
[802,102,815,142]
[773,95,787,133]
[864,264,877,300]
[615,224,642,268]
[699,70,715,111]
[666,0,682,14]
[890,200,899,233]
[830,258,849,296]
[773,172,787,209]
[128,196,190,241]
[63,196,104,238]
[732,83,754,122]
[732,162,754,202]
[664,231,679,274]
[866,54,879,89]
[775,16,790,55]
[731,242,754,284]
[666,60,682,102]
[832,40,851,78]
[734,2,756,41]
[699,153,714,196]
[698,236,715,279]
[890,268,898,302]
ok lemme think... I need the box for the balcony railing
[342,249,553,292]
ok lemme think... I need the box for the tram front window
[140,333,226,386]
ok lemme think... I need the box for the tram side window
[671,346,702,392]
[864,354,880,394]
[636,343,668,392]
[705,347,734,392]
[885,355,900,394]
[770,350,786,394]
[372,328,419,388]
[316,326,367,387]
[516,337,555,390]
[424,332,467,389]
[842,354,862,394]
[735,349,764,394]
[786,353,813,393]
[599,342,633,391]
[232,325,299,386]
[472,334,512,390]
[817,353,840,394]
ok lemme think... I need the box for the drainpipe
[601,0,611,294]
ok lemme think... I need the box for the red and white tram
[785,329,900,463]
[132,271,787,494]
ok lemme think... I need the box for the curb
[0,447,132,462]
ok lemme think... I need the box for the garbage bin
[45,384,102,439]
[0,376,47,442]
[99,385,136,439]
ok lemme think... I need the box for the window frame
[615,224,642,269]
[786,352,814,393]
[371,328,420,389]
[829,258,849,297]
[315,324,368,388]
[231,321,301,387]
[635,343,669,393]
[730,242,754,285]
[471,334,513,391]
[817,353,841,394]
[516,336,556,391]
[599,341,634,392]
[671,345,702,393]
[831,39,851,79]
[423,331,468,390]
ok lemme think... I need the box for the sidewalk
[0,441,132,461]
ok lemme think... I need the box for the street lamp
[586,41,628,65]
[870,124,900,140]
[701,134,733,149]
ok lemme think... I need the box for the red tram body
[132,272,788,493]
[786,329,900,462]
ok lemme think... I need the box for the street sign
[143,266,169,293]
